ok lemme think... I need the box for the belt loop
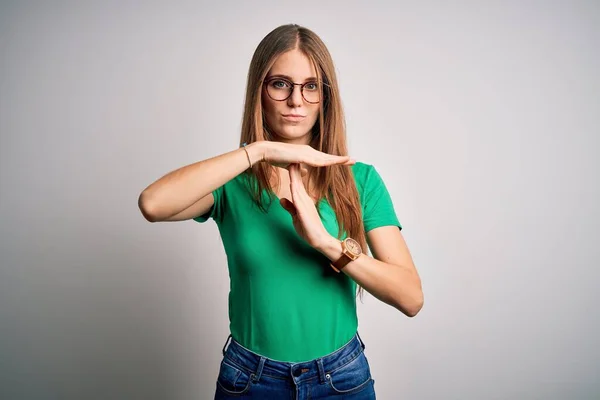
[252,356,266,382]
[316,358,326,384]
[222,334,232,356]
[356,331,366,350]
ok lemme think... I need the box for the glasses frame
[263,76,330,104]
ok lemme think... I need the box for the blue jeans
[214,331,376,399]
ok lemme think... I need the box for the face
[262,48,321,145]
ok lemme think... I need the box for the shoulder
[350,161,377,191]
[351,161,396,200]
[350,161,374,179]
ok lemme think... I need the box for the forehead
[267,49,317,80]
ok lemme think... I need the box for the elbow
[395,289,424,318]
[138,191,159,222]
[405,295,424,317]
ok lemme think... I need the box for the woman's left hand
[279,164,330,249]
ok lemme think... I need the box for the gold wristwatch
[330,238,362,273]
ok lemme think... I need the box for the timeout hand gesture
[279,163,331,249]
[262,142,355,173]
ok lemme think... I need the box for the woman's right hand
[251,141,355,170]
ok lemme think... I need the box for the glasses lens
[266,79,321,103]
[302,82,320,103]
[266,79,292,101]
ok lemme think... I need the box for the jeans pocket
[216,358,253,395]
[325,351,374,395]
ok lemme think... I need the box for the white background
[1,1,599,399]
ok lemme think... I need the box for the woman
[138,23,423,399]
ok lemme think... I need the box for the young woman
[138,23,423,399]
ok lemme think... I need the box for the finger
[310,154,355,167]
[326,155,355,165]
[289,163,302,183]
[289,164,306,195]
[289,164,313,205]
[288,164,301,201]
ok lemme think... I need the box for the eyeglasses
[263,77,329,104]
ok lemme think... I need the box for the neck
[270,132,312,146]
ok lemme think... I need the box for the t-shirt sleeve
[192,184,225,224]
[362,165,402,232]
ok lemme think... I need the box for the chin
[274,125,312,141]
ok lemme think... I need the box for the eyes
[264,77,325,103]
[268,79,319,91]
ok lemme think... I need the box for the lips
[282,114,306,122]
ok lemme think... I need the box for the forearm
[139,142,265,221]
[316,235,423,316]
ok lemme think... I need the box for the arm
[138,142,264,222]
[316,226,424,317]
[281,164,423,317]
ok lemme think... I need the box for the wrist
[315,234,343,261]
[245,141,266,166]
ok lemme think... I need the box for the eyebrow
[267,74,318,82]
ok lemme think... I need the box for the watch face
[345,238,362,256]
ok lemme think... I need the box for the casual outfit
[194,161,401,398]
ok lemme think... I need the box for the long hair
[239,24,367,300]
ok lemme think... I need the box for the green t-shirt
[194,161,401,362]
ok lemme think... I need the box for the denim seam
[327,373,373,394]
[223,358,254,377]
[326,347,364,375]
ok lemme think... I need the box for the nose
[287,85,304,107]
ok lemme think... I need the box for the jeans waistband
[220,332,366,384]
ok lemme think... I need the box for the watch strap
[330,255,352,273]
[330,238,360,273]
